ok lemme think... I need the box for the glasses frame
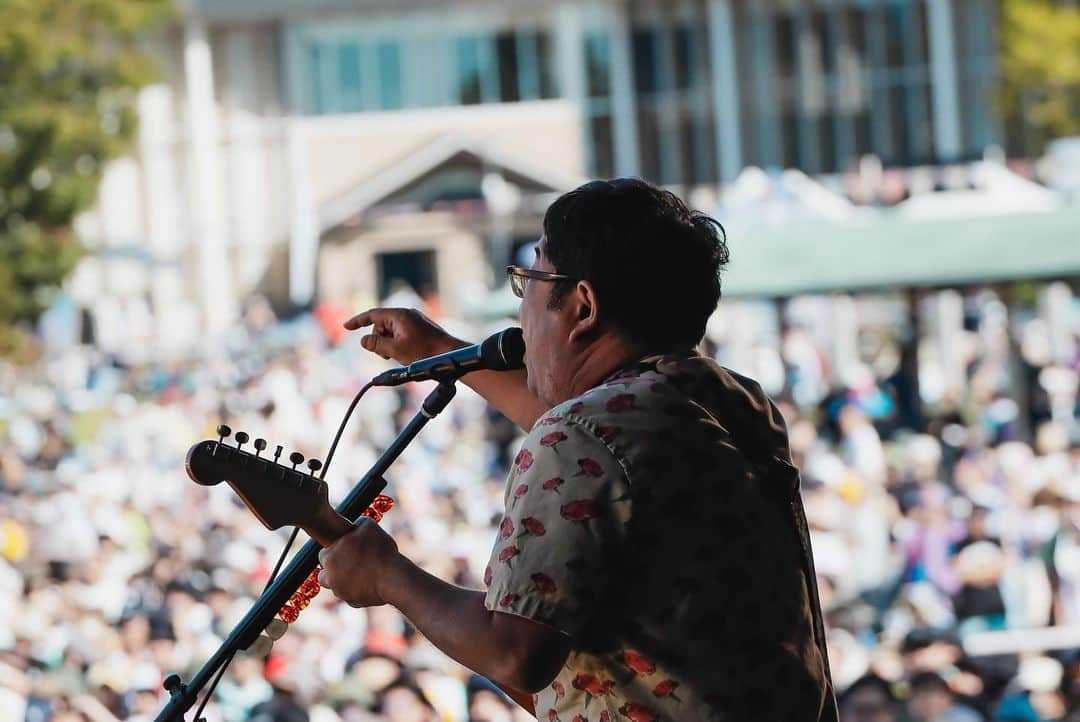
[506,265,576,299]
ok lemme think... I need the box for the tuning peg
[289,451,304,470]
[216,425,231,443]
[306,459,322,477]
[253,438,267,457]
[273,445,283,464]
[234,431,249,449]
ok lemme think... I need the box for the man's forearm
[382,560,510,682]
[462,368,549,431]
[429,336,548,431]
[380,556,564,706]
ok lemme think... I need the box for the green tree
[999,0,1080,154]
[0,0,172,350]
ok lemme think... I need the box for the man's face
[518,237,574,407]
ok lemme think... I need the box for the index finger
[343,309,383,330]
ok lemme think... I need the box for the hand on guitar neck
[184,435,545,715]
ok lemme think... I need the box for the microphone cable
[262,379,375,588]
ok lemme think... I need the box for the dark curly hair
[542,178,730,353]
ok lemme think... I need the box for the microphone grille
[498,327,525,369]
[481,327,525,371]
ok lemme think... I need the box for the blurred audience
[1,286,1078,722]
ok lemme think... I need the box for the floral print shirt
[483,353,837,722]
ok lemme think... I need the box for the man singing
[318,178,837,721]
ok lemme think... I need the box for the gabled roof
[318,134,588,234]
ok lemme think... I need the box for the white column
[1041,282,1076,367]
[927,0,962,160]
[287,121,319,307]
[608,1,640,178]
[936,289,965,396]
[139,83,200,358]
[707,0,742,183]
[184,17,236,330]
[555,4,589,177]
[830,295,859,386]
[224,27,271,291]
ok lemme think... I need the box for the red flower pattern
[605,394,636,413]
[499,592,520,607]
[618,703,658,722]
[511,483,529,508]
[542,476,564,493]
[499,516,515,540]
[530,572,558,594]
[652,679,680,699]
[560,499,600,521]
[600,712,611,722]
[622,650,656,676]
[540,431,568,452]
[515,448,534,471]
[483,565,492,586]
[519,516,547,537]
[572,674,614,697]
[498,546,519,564]
[576,458,604,478]
[551,680,565,699]
[548,710,559,722]
[569,401,584,414]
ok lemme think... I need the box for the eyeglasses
[506,265,576,299]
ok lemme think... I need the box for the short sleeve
[483,415,632,639]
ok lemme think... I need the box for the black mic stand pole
[156,380,458,722]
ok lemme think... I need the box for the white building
[70,0,1005,350]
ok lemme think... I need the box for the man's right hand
[345,307,548,430]
[343,308,468,365]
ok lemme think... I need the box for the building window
[865,0,934,166]
[454,35,491,105]
[377,249,437,300]
[623,13,717,187]
[726,0,974,175]
[585,31,615,179]
[299,27,557,115]
[377,41,403,110]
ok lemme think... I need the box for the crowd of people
[0,288,1078,722]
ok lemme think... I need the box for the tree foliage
[999,0,1080,151]
[0,0,173,342]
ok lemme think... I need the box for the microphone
[371,327,525,387]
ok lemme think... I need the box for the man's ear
[567,280,600,344]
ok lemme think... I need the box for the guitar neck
[303,504,356,548]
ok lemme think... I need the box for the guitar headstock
[186,427,349,546]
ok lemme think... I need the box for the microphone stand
[156,381,458,722]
